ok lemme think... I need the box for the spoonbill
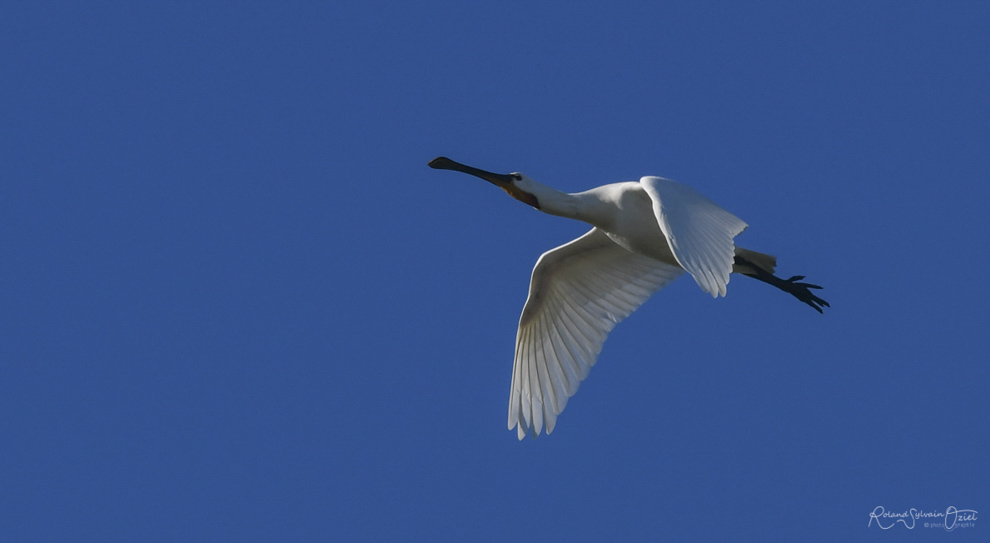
[428,157,828,439]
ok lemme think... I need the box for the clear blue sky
[2,2,987,541]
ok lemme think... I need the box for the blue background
[2,2,987,541]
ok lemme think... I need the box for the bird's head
[428,157,540,209]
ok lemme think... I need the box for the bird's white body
[525,180,680,265]
[503,174,774,439]
[428,156,822,440]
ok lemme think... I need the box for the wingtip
[511,419,544,440]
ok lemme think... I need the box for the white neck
[521,179,612,227]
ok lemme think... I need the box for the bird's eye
[511,174,522,181]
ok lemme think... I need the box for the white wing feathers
[509,228,684,439]
[639,177,747,297]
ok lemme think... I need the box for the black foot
[734,255,829,313]
[779,275,830,314]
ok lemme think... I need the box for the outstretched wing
[509,228,684,439]
[639,176,747,297]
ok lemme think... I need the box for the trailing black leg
[734,255,830,313]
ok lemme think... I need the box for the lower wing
[509,228,684,439]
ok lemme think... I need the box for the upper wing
[509,228,684,439]
[639,176,748,297]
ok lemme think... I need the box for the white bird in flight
[429,157,828,440]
